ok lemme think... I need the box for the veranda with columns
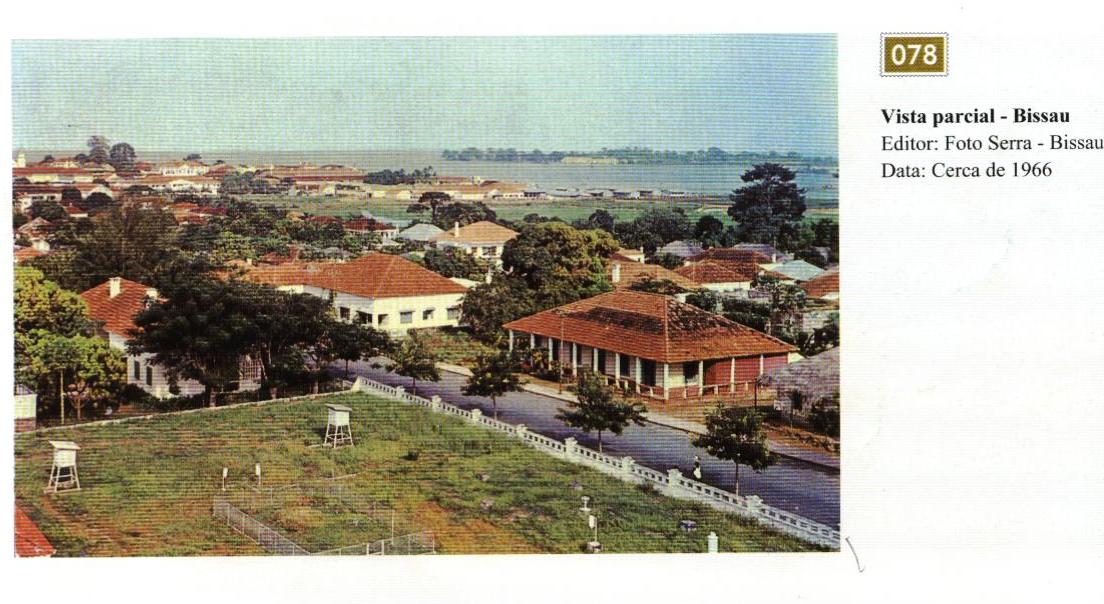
[507,328,785,401]
[502,290,796,403]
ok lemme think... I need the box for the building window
[338,306,350,320]
[619,354,630,377]
[684,361,700,385]
[482,246,497,257]
[133,360,141,380]
[447,306,461,320]
[377,314,389,326]
[422,308,435,321]
[400,311,414,324]
[355,311,369,325]
[145,366,153,387]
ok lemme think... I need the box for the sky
[12,36,837,156]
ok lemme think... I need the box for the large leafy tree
[463,350,524,419]
[130,278,263,407]
[501,221,618,308]
[21,333,126,422]
[694,215,727,249]
[406,191,451,223]
[108,142,136,171]
[422,247,487,280]
[87,135,110,164]
[14,267,90,341]
[692,405,774,495]
[387,331,440,393]
[65,206,182,291]
[556,371,646,453]
[432,201,497,230]
[728,163,807,246]
[459,276,537,344]
[613,208,693,253]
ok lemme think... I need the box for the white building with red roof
[504,290,796,401]
[80,277,261,399]
[240,252,467,335]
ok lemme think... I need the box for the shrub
[808,403,839,438]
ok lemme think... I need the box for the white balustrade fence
[351,376,840,549]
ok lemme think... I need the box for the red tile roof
[690,248,772,265]
[241,252,467,299]
[80,278,157,337]
[13,247,47,263]
[434,221,518,245]
[675,260,759,284]
[801,269,839,299]
[15,506,55,557]
[608,259,699,290]
[504,290,795,363]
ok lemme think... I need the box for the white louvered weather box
[324,404,354,448]
[46,440,81,493]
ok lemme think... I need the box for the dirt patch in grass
[415,501,542,554]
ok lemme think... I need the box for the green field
[15,392,820,555]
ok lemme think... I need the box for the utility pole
[58,368,65,424]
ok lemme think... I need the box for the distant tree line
[442,146,837,166]
[362,166,435,185]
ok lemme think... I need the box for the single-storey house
[240,252,467,335]
[81,277,262,399]
[433,221,518,265]
[607,258,699,292]
[801,268,839,301]
[657,240,704,260]
[504,290,796,400]
[15,383,37,432]
[769,259,825,282]
[674,260,758,292]
[397,223,445,243]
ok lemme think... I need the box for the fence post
[515,423,528,440]
[564,437,578,461]
[620,456,636,482]
[430,395,442,413]
[746,494,763,515]
[469,408,482,424]
[666,468,685,498]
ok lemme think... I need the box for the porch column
[635,357,642,393]
[508,330,515,352]
[698,360,704,396]
[614,353,621,384]
[592,348,599,373]
[529,333,535,349]
[730,358,736,393]
[571,342,578,376]
[548,337,554,361]
[758,354,765,376]
[663,363,670,400]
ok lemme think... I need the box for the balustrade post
[564,437,578,461]
[469,408,482,424]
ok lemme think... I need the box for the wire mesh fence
[212,494,436,556]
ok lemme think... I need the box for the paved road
[345,359,840,528]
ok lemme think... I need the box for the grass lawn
[15,392,821,556]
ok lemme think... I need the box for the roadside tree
[692,405,774,495]
[463,350,524,419]
[556,371,646,453]
[387,331,441,394]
